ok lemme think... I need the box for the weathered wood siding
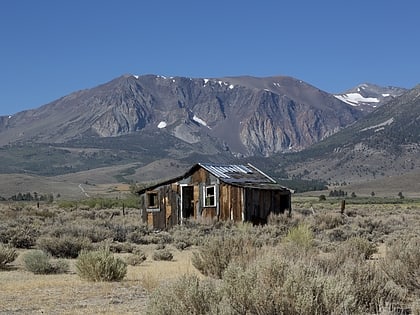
[244,188,289,223]
[141,184,179,230]
[219,183,243,221]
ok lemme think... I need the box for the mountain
[334,83,406,112]
[0,74,362,159]
[283,84,420,184]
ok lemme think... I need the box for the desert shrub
[174,241,190,251]
[110,224,128,242]
[342,236,377,260]
[191,233,257,279]
[50,222,112,243]
[155,243,165,250]
[283,223,314,251]
[57,200,78,209]
[107,242,134,253]
[75,247,127,282]
[23,250,69,274]
[313,211,346,231]
[326,226,354,242]
[170,225,203,247]
[267,212,302,231]
[128,230,174,246]
[126,230,147,244]
[221,247,406,315]
[152,249,173,261]
[8,226,39,249]
[37,236,91,258]
[145,274,222,315]
[221,251,357,315]
[126,250,147,266]
[381,235,420,294]
[343,259,403,313]
[315,237,376,275]
[0,244,17,269]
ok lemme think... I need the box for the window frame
[146,191,160,211]
[203,185,216,207]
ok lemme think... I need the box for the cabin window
[203,185,216,207]
[146,191,159,209]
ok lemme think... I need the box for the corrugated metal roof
[199,163,254,179]
[199,162,276,184]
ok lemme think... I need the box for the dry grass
[1,198,420,314]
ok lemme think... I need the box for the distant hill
[283,84,420,185]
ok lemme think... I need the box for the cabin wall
[244,188,291,223]
[190,168,218,221]
[219,183,244,221]
[140,184,179,230]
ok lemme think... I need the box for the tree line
[0,192,55,202]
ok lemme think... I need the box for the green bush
[0,244,17,269]
[23,250,69,274]
[75,247,127,282]
[37,236,91,258]
[283,223,314,251]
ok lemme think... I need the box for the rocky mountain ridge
[284,84,420,184]
[0,74,364,157]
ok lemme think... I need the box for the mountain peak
[334,83,407,111]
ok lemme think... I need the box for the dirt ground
[0,246,199,314]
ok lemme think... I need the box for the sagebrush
[75,247,127,282]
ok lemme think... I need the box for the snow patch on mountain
[360,117,394,132]
[157,121,167,129]
[193,115,210,129]
[334,93,380,106]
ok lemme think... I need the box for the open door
[181,185,194,221]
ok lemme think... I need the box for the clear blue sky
[1,0,419,116]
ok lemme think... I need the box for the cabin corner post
[216,179,220,219]
[139,194,146,225]
[241,188,245,222]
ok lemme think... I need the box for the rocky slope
[0,74,362,158]
[284,84,420,184]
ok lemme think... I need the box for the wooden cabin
[137,163,292,229]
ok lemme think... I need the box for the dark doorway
[181,185,194,219]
